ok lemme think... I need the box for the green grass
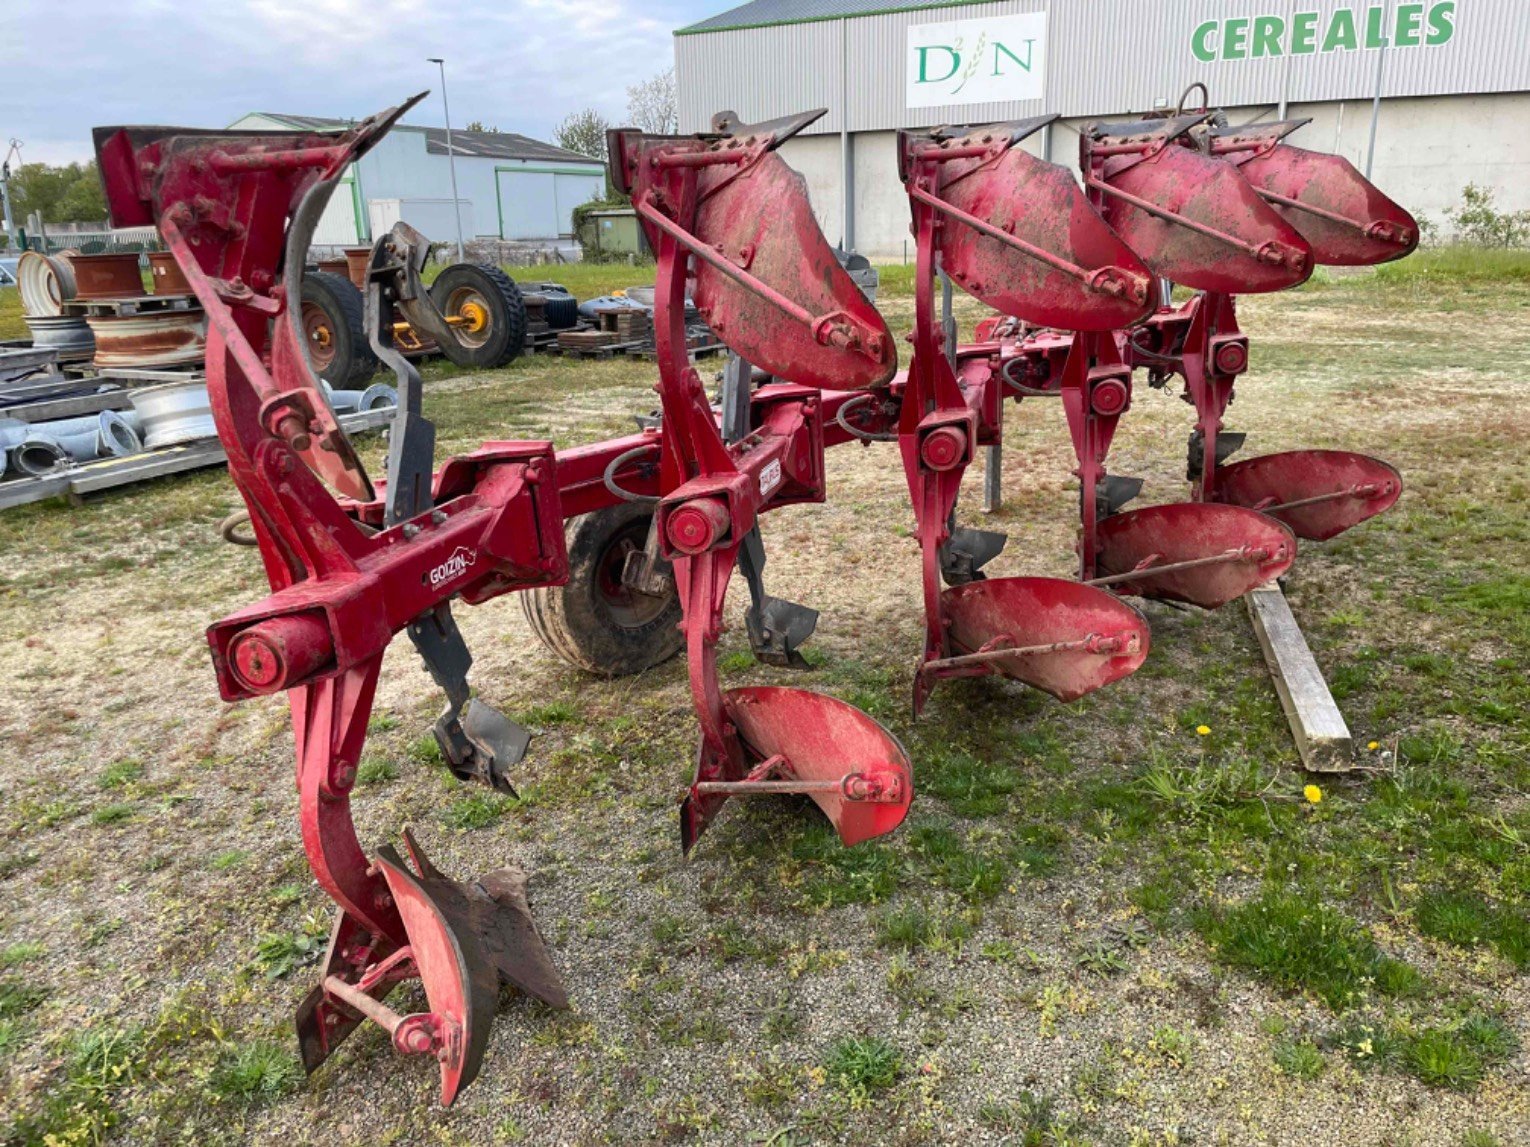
[97,760,145,790]
[207,1040,303,1104]
[90,802,136,826]
[1417,890,1530,969]
[1197,891,1422,1010]
[1374,246,1530,285]
[253,925,325,980]
[440,790,520,830]
[355,756,399,785]
[872,903,972,953]
[823,1035,900,1099]
[1331,1013,1516,1091]
[0,942,45,969]
[1272,1038,1326,1079]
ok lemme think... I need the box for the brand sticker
[429,545,476,589]
[759,459,783,498]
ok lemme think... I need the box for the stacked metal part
[16,252,92,358]
[71,252,206,370]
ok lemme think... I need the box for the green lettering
[1365,5,1389,48]
[1291,10,1320,53]
[1426,1,1455,44]
[1191,19,1218,62]
[916,45,960,84]
[1394,3,1423,45]
[1323,9,1359,51]
[991,39,1035,75]
[1223,17,1250,59]
[1251,14,1285,57]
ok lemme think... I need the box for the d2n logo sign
[1192,2,1456,61]
[907,12,1047,110]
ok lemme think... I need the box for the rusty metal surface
[931,129,1153,332]
[1223,134,1420,266]
[1086,121,1313,294]
[344,247,371,290]
[69,252,146,300]
[87,309,206,368]
[939,577,1149,702]
[147,251,191,295]
[1213,450,1403,541]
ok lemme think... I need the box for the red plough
[896,120,1151,714]
[94,97,571,1105]
[1083,94,1407,544]
[610,110,913,851]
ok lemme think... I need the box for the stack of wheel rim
[16,252,93,358]
[72,253,206,370]
[297,258,528,385]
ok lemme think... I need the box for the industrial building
[675,0,1529,258]
[229,112,606,249]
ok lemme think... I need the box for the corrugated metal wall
[677,0,1530,133]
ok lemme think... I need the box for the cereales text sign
[1191,3,1456,61]
[906,12,1047,110]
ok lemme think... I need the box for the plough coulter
[85,80,1413,1107]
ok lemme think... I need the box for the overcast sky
[1,0,716,167]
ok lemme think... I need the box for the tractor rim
[444,287,492,349]
[301,301,337,371]
[595,519,671,629]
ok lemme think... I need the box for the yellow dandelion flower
[1304,784,1323,805]
[1367,740,1380,751]
[1195,725,1211,736]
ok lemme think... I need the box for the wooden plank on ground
[1245,583,1353,772]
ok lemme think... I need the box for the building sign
[1192,3,1456,61]
[906,12,1047,109]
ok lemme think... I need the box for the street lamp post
[427,57,466,262]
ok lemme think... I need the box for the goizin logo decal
[429,545,476,589]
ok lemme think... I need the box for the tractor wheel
[299,271,377,386]
[521,502,683,677]
[429,263,528,369]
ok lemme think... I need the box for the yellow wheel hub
[455,299,489,334]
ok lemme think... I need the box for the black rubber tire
[521,502,684,677]
[429,263,527,369]
[299,271,377,386]
[519,282,578,328]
